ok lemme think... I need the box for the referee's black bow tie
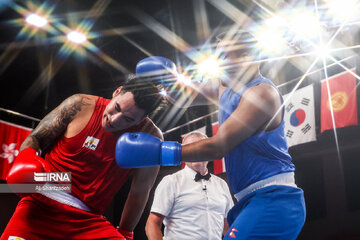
[194,172,211,182]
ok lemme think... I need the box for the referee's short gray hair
[182,131,208,143]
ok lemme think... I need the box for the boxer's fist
[6,148,49,185]
[136,56,178,87]
[115,132,181,168]
[117,228,133,240]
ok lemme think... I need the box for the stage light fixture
[264,16,286,29]
[255,28,286,55]
[67,31,87,44]
[159,88,168,97]
[315,45,331,59]
[177,73,192,85]
[326,0,358,22]
[197,56,220,77]
[289,12,321,39]
[25,13,48,28]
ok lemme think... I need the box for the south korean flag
[283,84,316,147]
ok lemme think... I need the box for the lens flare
[177,73,192,86]
[25,13,48,28]
[316,45,331,58]
[197,56,221,77]
[159,88,168,97]
[67,31,87,44]
[326,0,359,22]
[289,12,321,39]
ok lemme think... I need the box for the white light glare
[327,0,359,22]
[254,16,287,55]
[256,29,286,54]
[197,57,220,77]
[177,74,192,85]
[265,16,286,28]
[67,31,87,44]
[159,88,168,97]
[290,12,321,38]
[25,13,48,28]
[316,45,330,58]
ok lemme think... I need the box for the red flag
[212,123,226,175]
[321,70,358,132]
[0,120,32,180]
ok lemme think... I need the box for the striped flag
[283,84,316,147]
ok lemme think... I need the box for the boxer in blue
[118,32,306,239]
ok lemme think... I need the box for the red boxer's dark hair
[120,76,166,116]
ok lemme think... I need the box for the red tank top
[45,97,155,214]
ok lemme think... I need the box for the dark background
[1,0,360,239]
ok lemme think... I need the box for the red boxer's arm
[117,227,134,240]
[118,121,162,232]
[20,94,93,152]
[118,165,160,232]
[7,95,93,197]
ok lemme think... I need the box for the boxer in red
[2,74,165,240]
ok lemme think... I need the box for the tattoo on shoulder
[30,95,93,150]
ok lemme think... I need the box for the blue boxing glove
[115,132,181,168]
[136,56,178,87]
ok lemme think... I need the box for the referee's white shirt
[150,166,234,240]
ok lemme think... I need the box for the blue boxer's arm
[181,83,282,162]
[115,85,281,168]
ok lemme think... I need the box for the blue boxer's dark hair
[216,30,261,59]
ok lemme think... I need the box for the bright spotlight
[67,31,87,44]
[316,45,330,58]
[255,29,286,54]
[25,13,48,28]
[159,88,168,97]
[197,57,220,77]
[265,16,286,29]
[290,12,321,39]
[253,16,288,55]
[326,0,358,22]
[177,74,192,85]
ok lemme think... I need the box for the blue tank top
[219,75,295,194]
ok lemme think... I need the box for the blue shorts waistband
[234,172,297,202]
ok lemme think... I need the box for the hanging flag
[283,84,316,147]
[180,126,207,169]
[212,122,226,174]
[321,70,358,132]
[0,120,32,180]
